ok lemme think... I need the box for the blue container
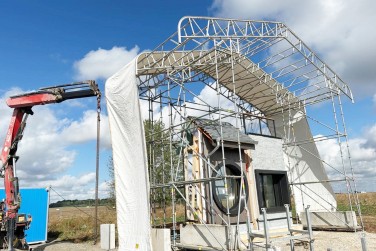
[0,188,49,244]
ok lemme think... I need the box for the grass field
[336,192,376,233]
[48,206,117,242]
[48,193,376,242]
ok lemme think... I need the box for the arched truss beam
[176,16,353,102]
[135,16,353,112]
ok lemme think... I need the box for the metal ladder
[249,204,314,251]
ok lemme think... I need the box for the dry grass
[151,203,186,226]
[48,204,187,242]
[48,206,116,242]
[336,192,376,233]
[48,193,376,242]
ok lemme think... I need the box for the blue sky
[0,1,210,88]
[0,0,375,201]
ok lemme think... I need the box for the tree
[107,119,180,206]
[107,156,115,205]
[144,119,180,205]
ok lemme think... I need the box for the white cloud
[0,89,22,139]
[138,83,238,129]
[73,46,140,80]
[316,129,376,192]
[0,89,112,201]
[61,110,111,149]
[211,0,376,96]
[20,173,97,202]
[364,124,376,149]
[18,175,110,203]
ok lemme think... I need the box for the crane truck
[0,81,100,250]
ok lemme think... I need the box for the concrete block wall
[249,135,285,172]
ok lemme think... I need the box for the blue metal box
[0,188,49,244]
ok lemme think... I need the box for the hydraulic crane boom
[0,80,100,250]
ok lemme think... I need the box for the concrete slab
[151,228,171,251]
[300,211,358,229]
[100,224,115,250]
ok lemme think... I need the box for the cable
[94,89,101,243]
[49,187,106,224]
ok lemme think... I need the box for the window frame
[211,162,249,216]
[255,170,290,213]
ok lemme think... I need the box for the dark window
[212,163,248,216]
[255,170,289,212]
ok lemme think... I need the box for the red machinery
[0,81,100,250]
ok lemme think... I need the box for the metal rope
[94,91,101,244]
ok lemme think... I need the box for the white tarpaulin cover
[106,58,152,251]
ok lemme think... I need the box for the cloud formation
[21,174,110,202]
[211,0,376,96]
[316,131,376,192]
[364,124,376,149]
[0,90,111,201]
[73,46,140,80]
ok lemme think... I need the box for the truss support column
[167,76,177,245]
[338,95,365,231]
[148,90,157,227]
[214,40,233,249]
[159,92,167,227]
[330,92,356,231]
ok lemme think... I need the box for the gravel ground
[257,231,376,251]
[28,241,115,251]
[26,231,375,251]
[302,231,375,251]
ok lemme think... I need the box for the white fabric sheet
[105,59,152,251]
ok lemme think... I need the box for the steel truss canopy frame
[115,16,365,250]
[136,16,353,115]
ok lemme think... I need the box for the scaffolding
[135,16,365,250]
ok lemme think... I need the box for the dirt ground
[26,231,375,251]
[29,241,109,251]
[41,200,376,250]
[273,231,376,251]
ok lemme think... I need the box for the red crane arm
[1,109,25,218]
[6,93,60,108]
[0,81,100,221]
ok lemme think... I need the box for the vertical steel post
[285,204,294,251]
[305,205,314,251]
[262,208,270,249]
[7,218,15,251]
[361,232,367,251]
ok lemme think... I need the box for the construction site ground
[37,193,376,251]
[24,231,376,251]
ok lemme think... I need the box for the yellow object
[135,243,139,249]
[18,216,25,222]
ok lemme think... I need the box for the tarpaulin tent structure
[106,16,363,251]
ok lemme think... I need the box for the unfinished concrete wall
[250,135,285,173]
[272,110,337,214]
[249,134,289,229]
